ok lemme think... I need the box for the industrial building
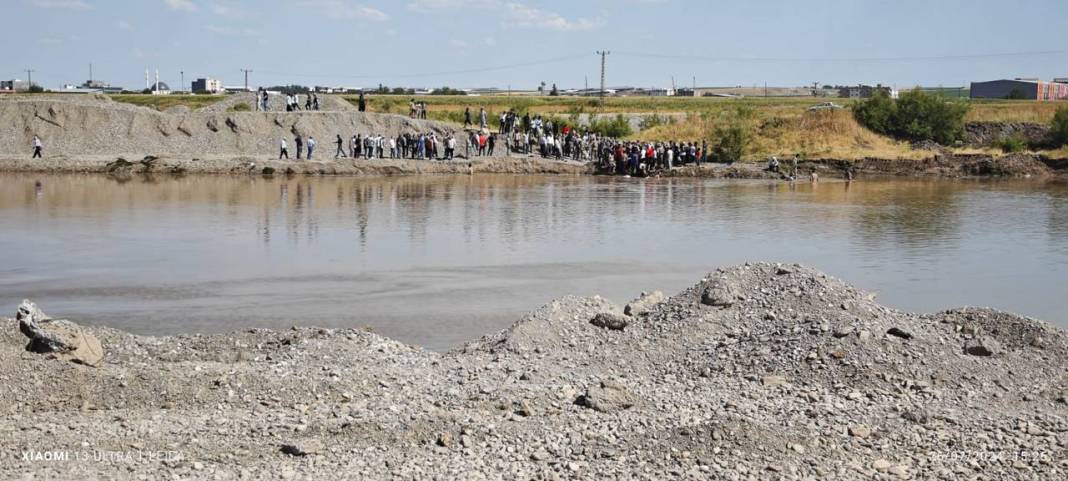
[192,78,224,94]
[0,79,32,92]
[970,78,1068,100]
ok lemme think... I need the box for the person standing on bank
[464,107,472,128]
[479,106,487,130]
[306,136,316,159]
[31,135,43,158]
[279,137,289,159]
[358,92,367,112]
[335,134,346,158]
[295,135,303,160]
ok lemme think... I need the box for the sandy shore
[2,263,1065,480]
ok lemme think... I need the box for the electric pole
[241,68,253,91]
[596,50,609,109]
[25,69,35,89]
[180,71,184,93]
[89,63,93,82]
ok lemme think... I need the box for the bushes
[1051,107,1068,147]
[228,103,251,112]
[712,122,750,163]
[994,136,1028,153]
[852,88,969,144]
[589,114,633,138]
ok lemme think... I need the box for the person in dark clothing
[464,107,472,128]
[312,94,320,111]
[488,134,495,156]
[295,135,303,160]
[358,92,367,112]
[335,135,346,158]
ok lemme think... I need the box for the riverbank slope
[2,263,1065,480]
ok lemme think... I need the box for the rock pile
[0,263,1065,480]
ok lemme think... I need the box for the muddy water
[1,173,1066,350]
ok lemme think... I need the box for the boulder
[280,440,322,457]
[964,337,999,356]
[576,380,637,413]
[623,291,665,317]
[701,280,737,307]
[886,327,913,340]
[590,313,628,331]
[15,300,104,367]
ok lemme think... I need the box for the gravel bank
[2,263,1065,480]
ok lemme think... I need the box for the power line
[614,49,1068,63]
[255,54,589,82]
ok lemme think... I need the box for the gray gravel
[1,262,1065,480]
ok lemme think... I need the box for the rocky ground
[1,263,1065,480]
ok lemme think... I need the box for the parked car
[807,102,845,111]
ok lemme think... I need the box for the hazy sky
[6,0,1068,91]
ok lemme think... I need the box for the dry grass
[108,94,227,111]
[1042,145,1068,158]
[635,108,928,160]
[966,101,1064,123]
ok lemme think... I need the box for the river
[1,173,1065,350]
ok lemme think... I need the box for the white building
[192,78,224,94]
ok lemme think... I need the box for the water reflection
[0,173,1065,350]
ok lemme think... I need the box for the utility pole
[25,69,35,89]
[241,68,253,91]
[596,50,609,109]
[89,63,93,82]
[180,71,184,93]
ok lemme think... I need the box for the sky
[5,0,1068,91]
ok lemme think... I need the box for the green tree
[852,88,969,144]
[712,122,749,163]
[588,114,632,137]
[851,89,895,135]
[1051,107,1068,147]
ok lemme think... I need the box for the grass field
[108,94,227,111]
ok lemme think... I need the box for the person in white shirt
[32,135,43,158]
[306,137,316,159]
[279,137,289,159]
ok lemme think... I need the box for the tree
[851,89,895,135]
[1051,107,1068,147]
[712,122,749,163]
[28,85,45,93]
[852,88,969,144]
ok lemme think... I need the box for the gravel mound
[0,94,455,158]
[1,263,1065,480]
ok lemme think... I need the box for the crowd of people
[280,132,460,161]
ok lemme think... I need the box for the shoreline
[2,263,1065,479]
[1,152,1064,180]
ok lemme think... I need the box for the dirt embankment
[1,263,1065,480]
[1,95,1066,180]
[0,94,457,159]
